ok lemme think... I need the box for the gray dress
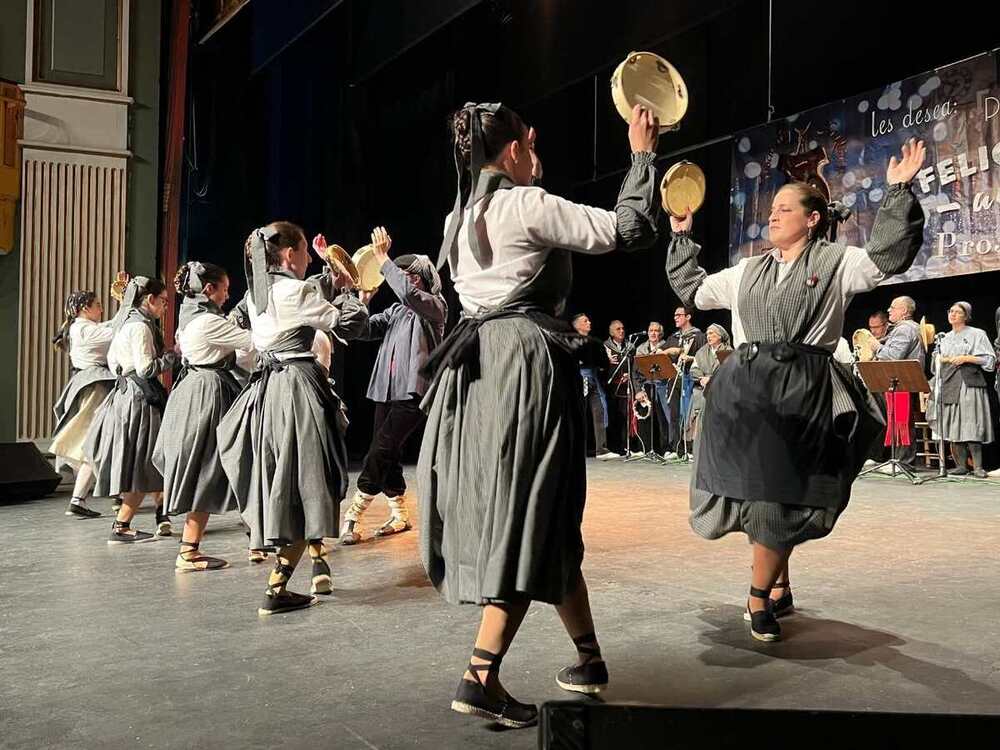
[419,152,661,604]
[153,297,249,516]
[216,273,368,550]
[927,327,995,443]
[667,181,925,548]
[84,309,171,496]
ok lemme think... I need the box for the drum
[610,51,688,132]
[321,244,361,288]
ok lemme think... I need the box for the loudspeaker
[539,702,1000,749]
[0,442,61,502]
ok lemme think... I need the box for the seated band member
[666,138,926,642]
[84,276,177,543]
[633,321,671,455]
[686,323,732,440]
[332,234,448,545]
[418,102,660,728]
[871,295,924,468]
[216,221,369,615]
[153,262,252,572]
[604,320,631,455]
[572,313,617,460]
[927,301,995,477]
[51,291,118,518]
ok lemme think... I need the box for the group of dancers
[48,97,928,729]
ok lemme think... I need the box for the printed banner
[729,52,1000,285]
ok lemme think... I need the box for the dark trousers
[584,384,608,455]
[357,398,425,497]
[608,395,630,454]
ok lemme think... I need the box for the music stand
[856,360,929,484]
[632,353,677,464]
[607,338,640,460]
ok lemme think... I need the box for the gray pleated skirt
[418,317,587,606]
[153,368,241,516]
[84,379,164,496]
[216,359,349,550]
[927,382,994,443]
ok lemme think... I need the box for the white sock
[71,496,88,508]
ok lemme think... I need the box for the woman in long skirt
[665,139,927,641]
[926,301,995,477]
[217,221,369,615]
[51,291,117,518]
[153,261,253,570]
[85,276,177,543]
[418,102,661,728]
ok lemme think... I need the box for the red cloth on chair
[883,391,912,447]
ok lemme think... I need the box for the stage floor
[4,460,1000,749]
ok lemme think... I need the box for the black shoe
[258,562,318,615]
[108,521,156,545]
[450,648,538,729]
[258,589,318,616]
[65,499,101,519]
[950,467,970,476]
[743,580,795,620]
[747,586,781,642]
[556,632,608,694]
[155,508,172,537]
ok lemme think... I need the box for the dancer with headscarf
[51,290,118,518]
[315,231,449,546]
[217,222,369,615]
[85,275,177,543]
[419,102,660,728]
[152,261,252,571]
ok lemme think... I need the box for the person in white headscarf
[686,323,733,440]
[927,300,995,477]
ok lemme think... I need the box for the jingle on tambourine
[611,51,688,133]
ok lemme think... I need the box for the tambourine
[660,160,706,218]
[352,245,385,293]
[919,316,936,352]
[110,271,130,303]
[321,244,361,288]
[611,51,688,133]
[852,328,879,362]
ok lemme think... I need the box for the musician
[927,301,995,477]
[604,320,631,455]
[872,296,924,468]
[869,310,890,342]
[634,321,671,454]
[572,314,618,460]
[663,306,706,458]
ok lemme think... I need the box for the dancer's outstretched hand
[886,138,927,185]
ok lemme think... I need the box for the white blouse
[694,246,885,352]
[177,313,253,366]
[69,318,115,370]
[247,277,343,358]
[107,320,159,377]
[447,185,620,314]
